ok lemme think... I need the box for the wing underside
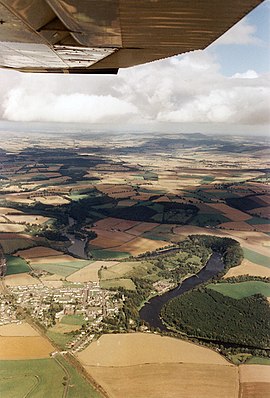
[0,0,263,74]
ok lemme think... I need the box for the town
[2,281,124,352]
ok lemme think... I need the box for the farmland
[207,281,270,299]
[223,259,270,278]
[243,248,270,268]
[0,357,101,398]
[77,333,238,398]
[5,255,30,275]
[0,323,54,360]
[0,128,269,397]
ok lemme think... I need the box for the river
[65,217,88,259]
[139,252,224,331]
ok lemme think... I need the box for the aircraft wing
[0,0,263,74]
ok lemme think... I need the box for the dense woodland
[161,289,270,349]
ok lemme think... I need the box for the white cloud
[232,70,259,79]
[0,50,269,127]
[3,90,137,123]
[213,19,261,46]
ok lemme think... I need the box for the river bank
[139,252,224,331]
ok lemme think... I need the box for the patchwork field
[89,216,169,255]
[0,131,269,397]
[16,247,92,277]
[173,225,270,257]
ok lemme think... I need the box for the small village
[3,281,124,352]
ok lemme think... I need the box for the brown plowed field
[249,206,270,218]
[239,365,270,398]
[219,221,254,231]
[252,224,270,233]
[253,195,270,206]
[16,246,64,259]
[126,222,159,236]
[29,255,83,265]
[207,203,251,221]
[240,382,270,398]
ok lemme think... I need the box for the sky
[0,1,269,135]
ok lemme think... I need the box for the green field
[90,248,130,260]
[189,213,230,227]
[100,261,143,279]
[100,278,136,290]
[6,255,31,275]
[207,281,270,299]
[246,356,270,365]
[46,330,74,350]
[31,260,91,277]
[61,315,85,326]
[0,357,101,398]
[100,260,159,282]
[247,217,270,225]
[243,248,270,268]
[69,193,89,201]
[142,224,175,241]
[56,356,101,398]
[201,176,215,183]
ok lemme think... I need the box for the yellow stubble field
[67,261,119,283]
[5,273,41,286]
[224,259,270,279]
[0,323,54,360]
[77,333,238,398]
